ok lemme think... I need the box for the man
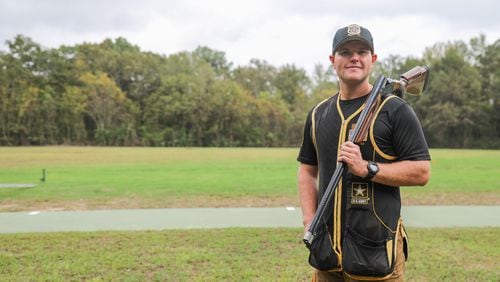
[297,24,431,281]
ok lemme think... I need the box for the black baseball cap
[332,24,374,54]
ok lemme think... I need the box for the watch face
[365,161,378,180]
[369,162,379,173]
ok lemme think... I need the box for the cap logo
[347,24,361,36]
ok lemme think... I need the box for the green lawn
[1,147,498,281]
[0,147,499,210]
[401,149,500,205]
[0,227,498,281]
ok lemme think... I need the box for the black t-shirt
[298,93,430,194]
[298,92,431,257]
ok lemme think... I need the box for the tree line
[0,34,498,148]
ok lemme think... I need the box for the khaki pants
[312,227,406,282]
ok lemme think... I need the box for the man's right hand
[298,163,318,235]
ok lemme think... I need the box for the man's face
[329,41,377,85]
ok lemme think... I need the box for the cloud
[0,0,498,75]
[281,0,500,29]
[0,1,150,32]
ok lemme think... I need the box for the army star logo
[354,186,367,197]
[351,183,369,205]
[347,24,361,36]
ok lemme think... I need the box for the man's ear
[329,54,336,68]
[371,53,378,63]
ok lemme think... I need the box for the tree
[74,71,138,145]
[193,46,233,79]
[0,33,497,148]
[247,92,294,146]
[233,59,277,97]
[143,51,217,146]
[275,64,310,108]
[309,63,337,108]
[476,38,500,147]
[419,42,486,147]
[0,35,59,144]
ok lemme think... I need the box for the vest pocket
[307,224,340,271]
[342,226,394,277]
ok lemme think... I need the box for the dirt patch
[1,192,498,212]
[0,195,301,212]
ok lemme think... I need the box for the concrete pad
[0,206,498,233]
[0,183,36,188]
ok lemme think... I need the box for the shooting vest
[309,93,408,279]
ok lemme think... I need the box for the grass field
[0,147,499,211]
[1,147,499,281]
[0,227,498,281]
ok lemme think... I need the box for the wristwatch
[365,161,379,180]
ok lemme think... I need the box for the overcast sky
[0,0,498,74]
